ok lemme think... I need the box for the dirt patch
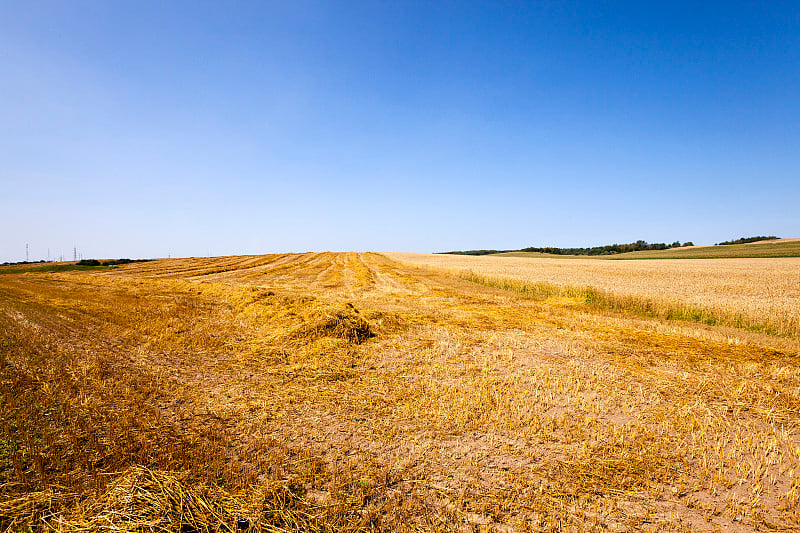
[745,237,800,244]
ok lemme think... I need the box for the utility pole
[73,247,77,262]
[47,248,50,262]
[26,243,29,262]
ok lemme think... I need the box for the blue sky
[2,1,798,261]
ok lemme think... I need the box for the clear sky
[2,1,798,261]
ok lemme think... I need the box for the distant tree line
[76,258,149,266]
[441,240,695,256]
[715,236,777,245]
[1,260,48,266]
[3,258,150,267]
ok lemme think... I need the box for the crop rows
[1,252,798,531]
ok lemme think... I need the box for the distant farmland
[458,238,800,260]
[389,252,800,338]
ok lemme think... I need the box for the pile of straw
[2,466,342,532]
[290,303,373,345]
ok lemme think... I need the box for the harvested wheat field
[1,252,799,532]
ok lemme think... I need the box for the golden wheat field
[1,252,799,532]
[388,253,800,339]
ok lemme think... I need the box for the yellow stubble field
[1,252,798,532]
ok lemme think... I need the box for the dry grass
[1,252,799,531]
